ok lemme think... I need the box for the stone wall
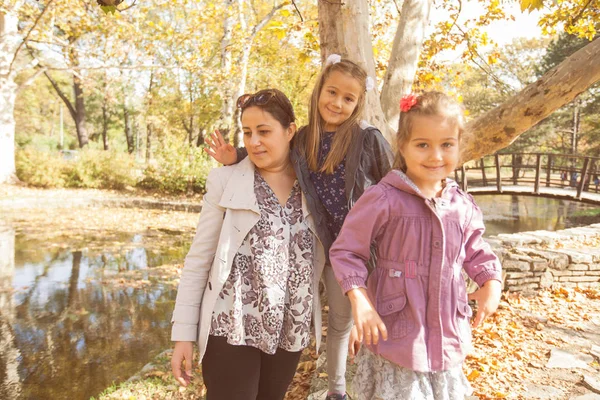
[486,223,600,293]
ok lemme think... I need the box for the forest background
[1,0,599,195]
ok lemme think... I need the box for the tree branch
[15,67,47,94]
[291,0,304,22]
[8,0,56,76]
[251,2,287,38]
[43,71,77,120]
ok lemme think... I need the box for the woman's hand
[468,279,502,328]
[204,130,238,165]
[347,287,388,346]
[171,341,194,387]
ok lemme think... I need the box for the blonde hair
[304,59,368,173]
[394,91,466,171]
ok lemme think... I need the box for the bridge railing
[454,153,600,199]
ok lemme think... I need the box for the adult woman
[170,89,326,400]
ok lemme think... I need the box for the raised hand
[204,129,238,165]
[347,287,388,346]
[468,279,502,328]
[171,341,194,387]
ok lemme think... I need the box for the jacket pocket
[456,299,473,343]
[377,294,414,340]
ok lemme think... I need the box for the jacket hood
[380,169,459,199]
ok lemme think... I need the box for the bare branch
[291,0,304,22]
[8,0,56,76]
[117,0,138,12]
[15,67,47,94]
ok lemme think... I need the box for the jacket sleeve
[329,184,389,293]
[367,128,394,183]
[462,201,503,287]
[171,168,226,341]
[235,147,248,163]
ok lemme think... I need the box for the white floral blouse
[210,170,315,354]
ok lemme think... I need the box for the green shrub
[15,148,67,187]
[138,138,215,194]
[16,142,215,194]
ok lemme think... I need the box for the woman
[170,89,326,400]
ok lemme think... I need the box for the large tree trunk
[318,0,393,141]
[462,37,600,162]
[219,0,235,143]
[380,0,433,132]
[0,10,21,184]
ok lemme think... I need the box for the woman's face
[241,106,296,171]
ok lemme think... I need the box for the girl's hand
[171,341,194,387]
[468,279,502,328]
[348,325,361,361]
[347,287,388,346]
[204,130,238,165]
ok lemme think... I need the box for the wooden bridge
[455,153,600,205]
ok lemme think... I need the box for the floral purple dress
[210,170,315,354]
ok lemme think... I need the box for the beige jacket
[171,157,326,361]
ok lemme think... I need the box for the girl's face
[318,70,362,132]
[241,106,296,171]
[400,114,460,193]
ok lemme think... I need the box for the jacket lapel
[218,157,260,214]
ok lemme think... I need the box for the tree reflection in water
[0,230,182,400]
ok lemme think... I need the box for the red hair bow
[400,94,418,112]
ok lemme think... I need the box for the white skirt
[351,347,473,400]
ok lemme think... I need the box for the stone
[570,264,590,271]
[506,277,539,286]
[539,270,554,289]
[551,269,574,276]
[583,375,600,394]
[547,349,594,371]
[561,276,600,282]
[590,264,600,271]
[523,382,564,399]
[587,271,600,276]
[505,272,535,279]
[503,259,531,272]
[532,259,549,271]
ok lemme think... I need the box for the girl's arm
[330,184,390,344]
[171,168,227,342]
[366,127,394,182]
[204,129,247,165]
[462,199,503,327]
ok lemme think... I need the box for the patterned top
[309,131,349,239]
[210,170,315,354]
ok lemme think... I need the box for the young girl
[171,89,326,400]
[205,55,393,400]
[330,91,503,399]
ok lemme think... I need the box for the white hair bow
[365,76,375,91]
[325,53,342,66]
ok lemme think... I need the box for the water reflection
[0,227,187,400]
[475,195,600,236]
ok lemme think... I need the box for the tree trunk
[572,98,580,155]
[101,100,109,151]
[0,10,20,184]
[219,0,235,143]
[146,72,154,162]
[462,37,600,162]
[380,0,433,132]
[124,105,134,154]
[318,0,393,141]
[72,73,89,148]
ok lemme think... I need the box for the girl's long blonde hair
[304,59,367,173]
[394,91,467,172]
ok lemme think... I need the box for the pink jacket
[330,170,502,372]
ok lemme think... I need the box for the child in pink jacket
[330,91,503,399]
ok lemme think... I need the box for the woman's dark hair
[238,88,296,128]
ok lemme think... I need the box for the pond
[0,228,190,400]
[474,194,600,236]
